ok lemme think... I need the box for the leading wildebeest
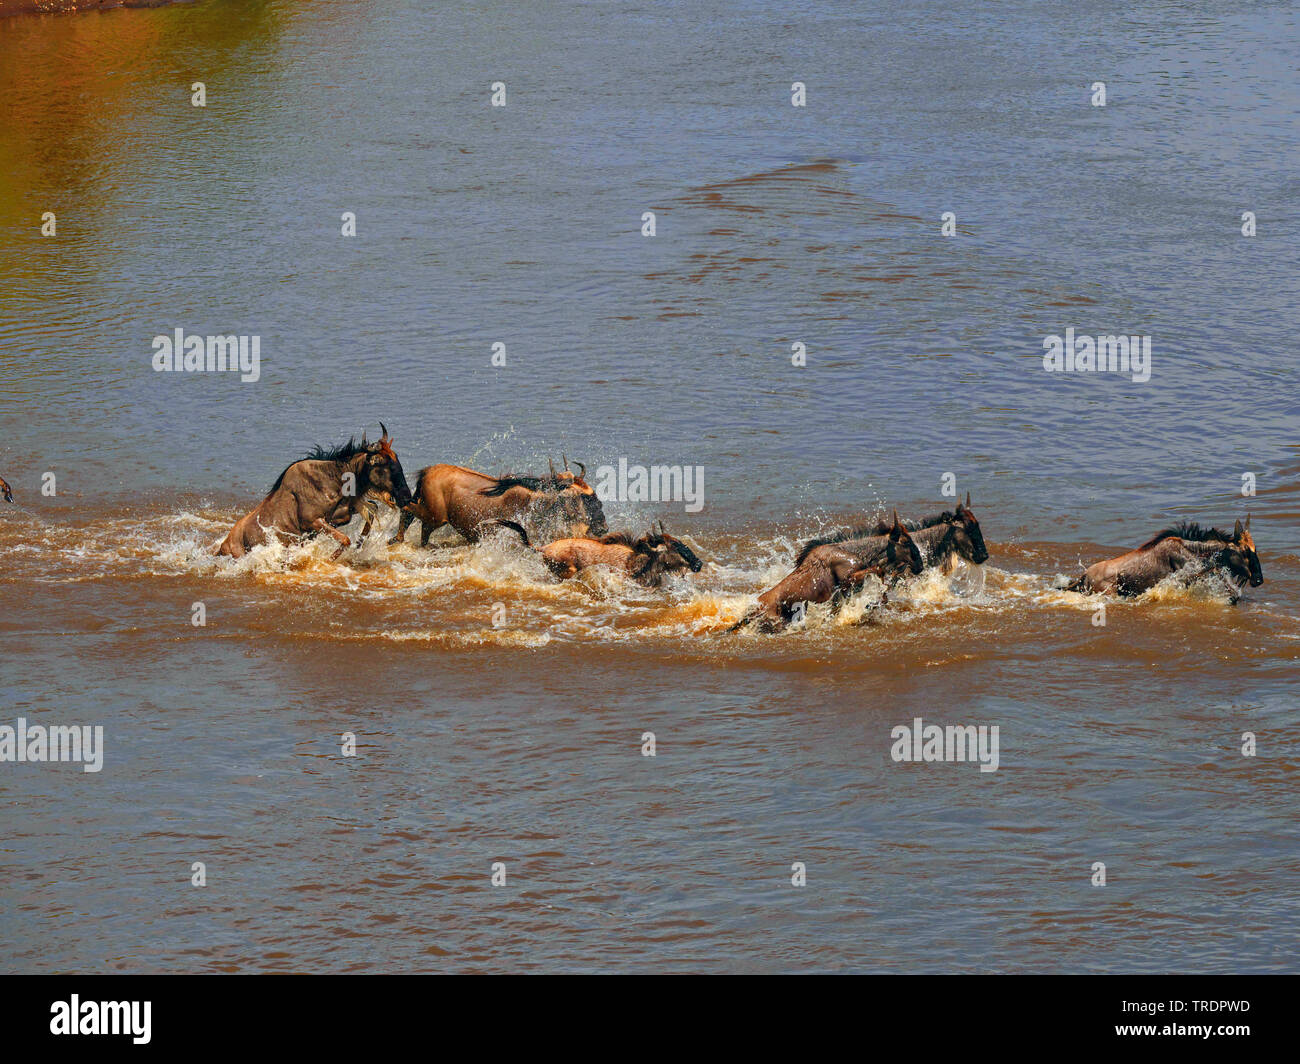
[797,494,989,573]
[216,425,412,560]
[497,519,704,588]
[731,511,924,632]
[0,475,11,503]
[1065,518,1262,603]
[391,458,607,546]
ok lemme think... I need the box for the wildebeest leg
[729,592,786,633]
[832,564,886,615]
[730,604,789,633]
[858,565,899,619]
[828,582,851,615]
[1168,549,1203,588]
[389,508,412,545]
[311,517,352,560]
[388,508,445,548]
[354,498,381,549]
[1169,557,1228,599]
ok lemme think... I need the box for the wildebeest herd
[0,426,1266,629]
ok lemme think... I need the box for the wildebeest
[731,511,924,632]
[0,475,11,503]
[1065,518,1262,602]
[391,458,608,546]
[216,425,413,560]
[497,519,704,588]
[798,494,989,573]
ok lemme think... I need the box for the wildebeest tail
[493,519,531,548]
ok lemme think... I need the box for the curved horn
[892,508,901,527]
[576,461,586,479]
[965,490,971,508]
[562,453,570,471]
[379,421,388,439]
[549,457,557,478]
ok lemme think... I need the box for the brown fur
[392,462,607,546]
[799,494,989,572]
[496,521,703,588]
[216,428,412,560]
[1066,518,1262,601]
[733,511,924,632]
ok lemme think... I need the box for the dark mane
[596,530,638,548]
[894,510,960,533]
[306,438,370,464]
[795,511,953,566]
[270,437,369,492]
[480,473,570,497]
[592,530,658,553]
[604,529,705,571]
[1138,521,1235,550]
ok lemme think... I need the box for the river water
[1,0,1298,972]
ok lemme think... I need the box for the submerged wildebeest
[0,475,11,503]
[497,519,704,588]
[731,511,924,632]
[391,457,608,546]
[1065,518,1263,603]
[798,493,989,573]
[216,425,412,560]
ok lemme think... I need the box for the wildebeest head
[887,510,925,575]
[539,457,608,538]
[951,492,990,564]
[630,522,704,586]
[1229,516,1264,587]
[360,424,413,510]
[480,459,608,538]
[0,475,11,504]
